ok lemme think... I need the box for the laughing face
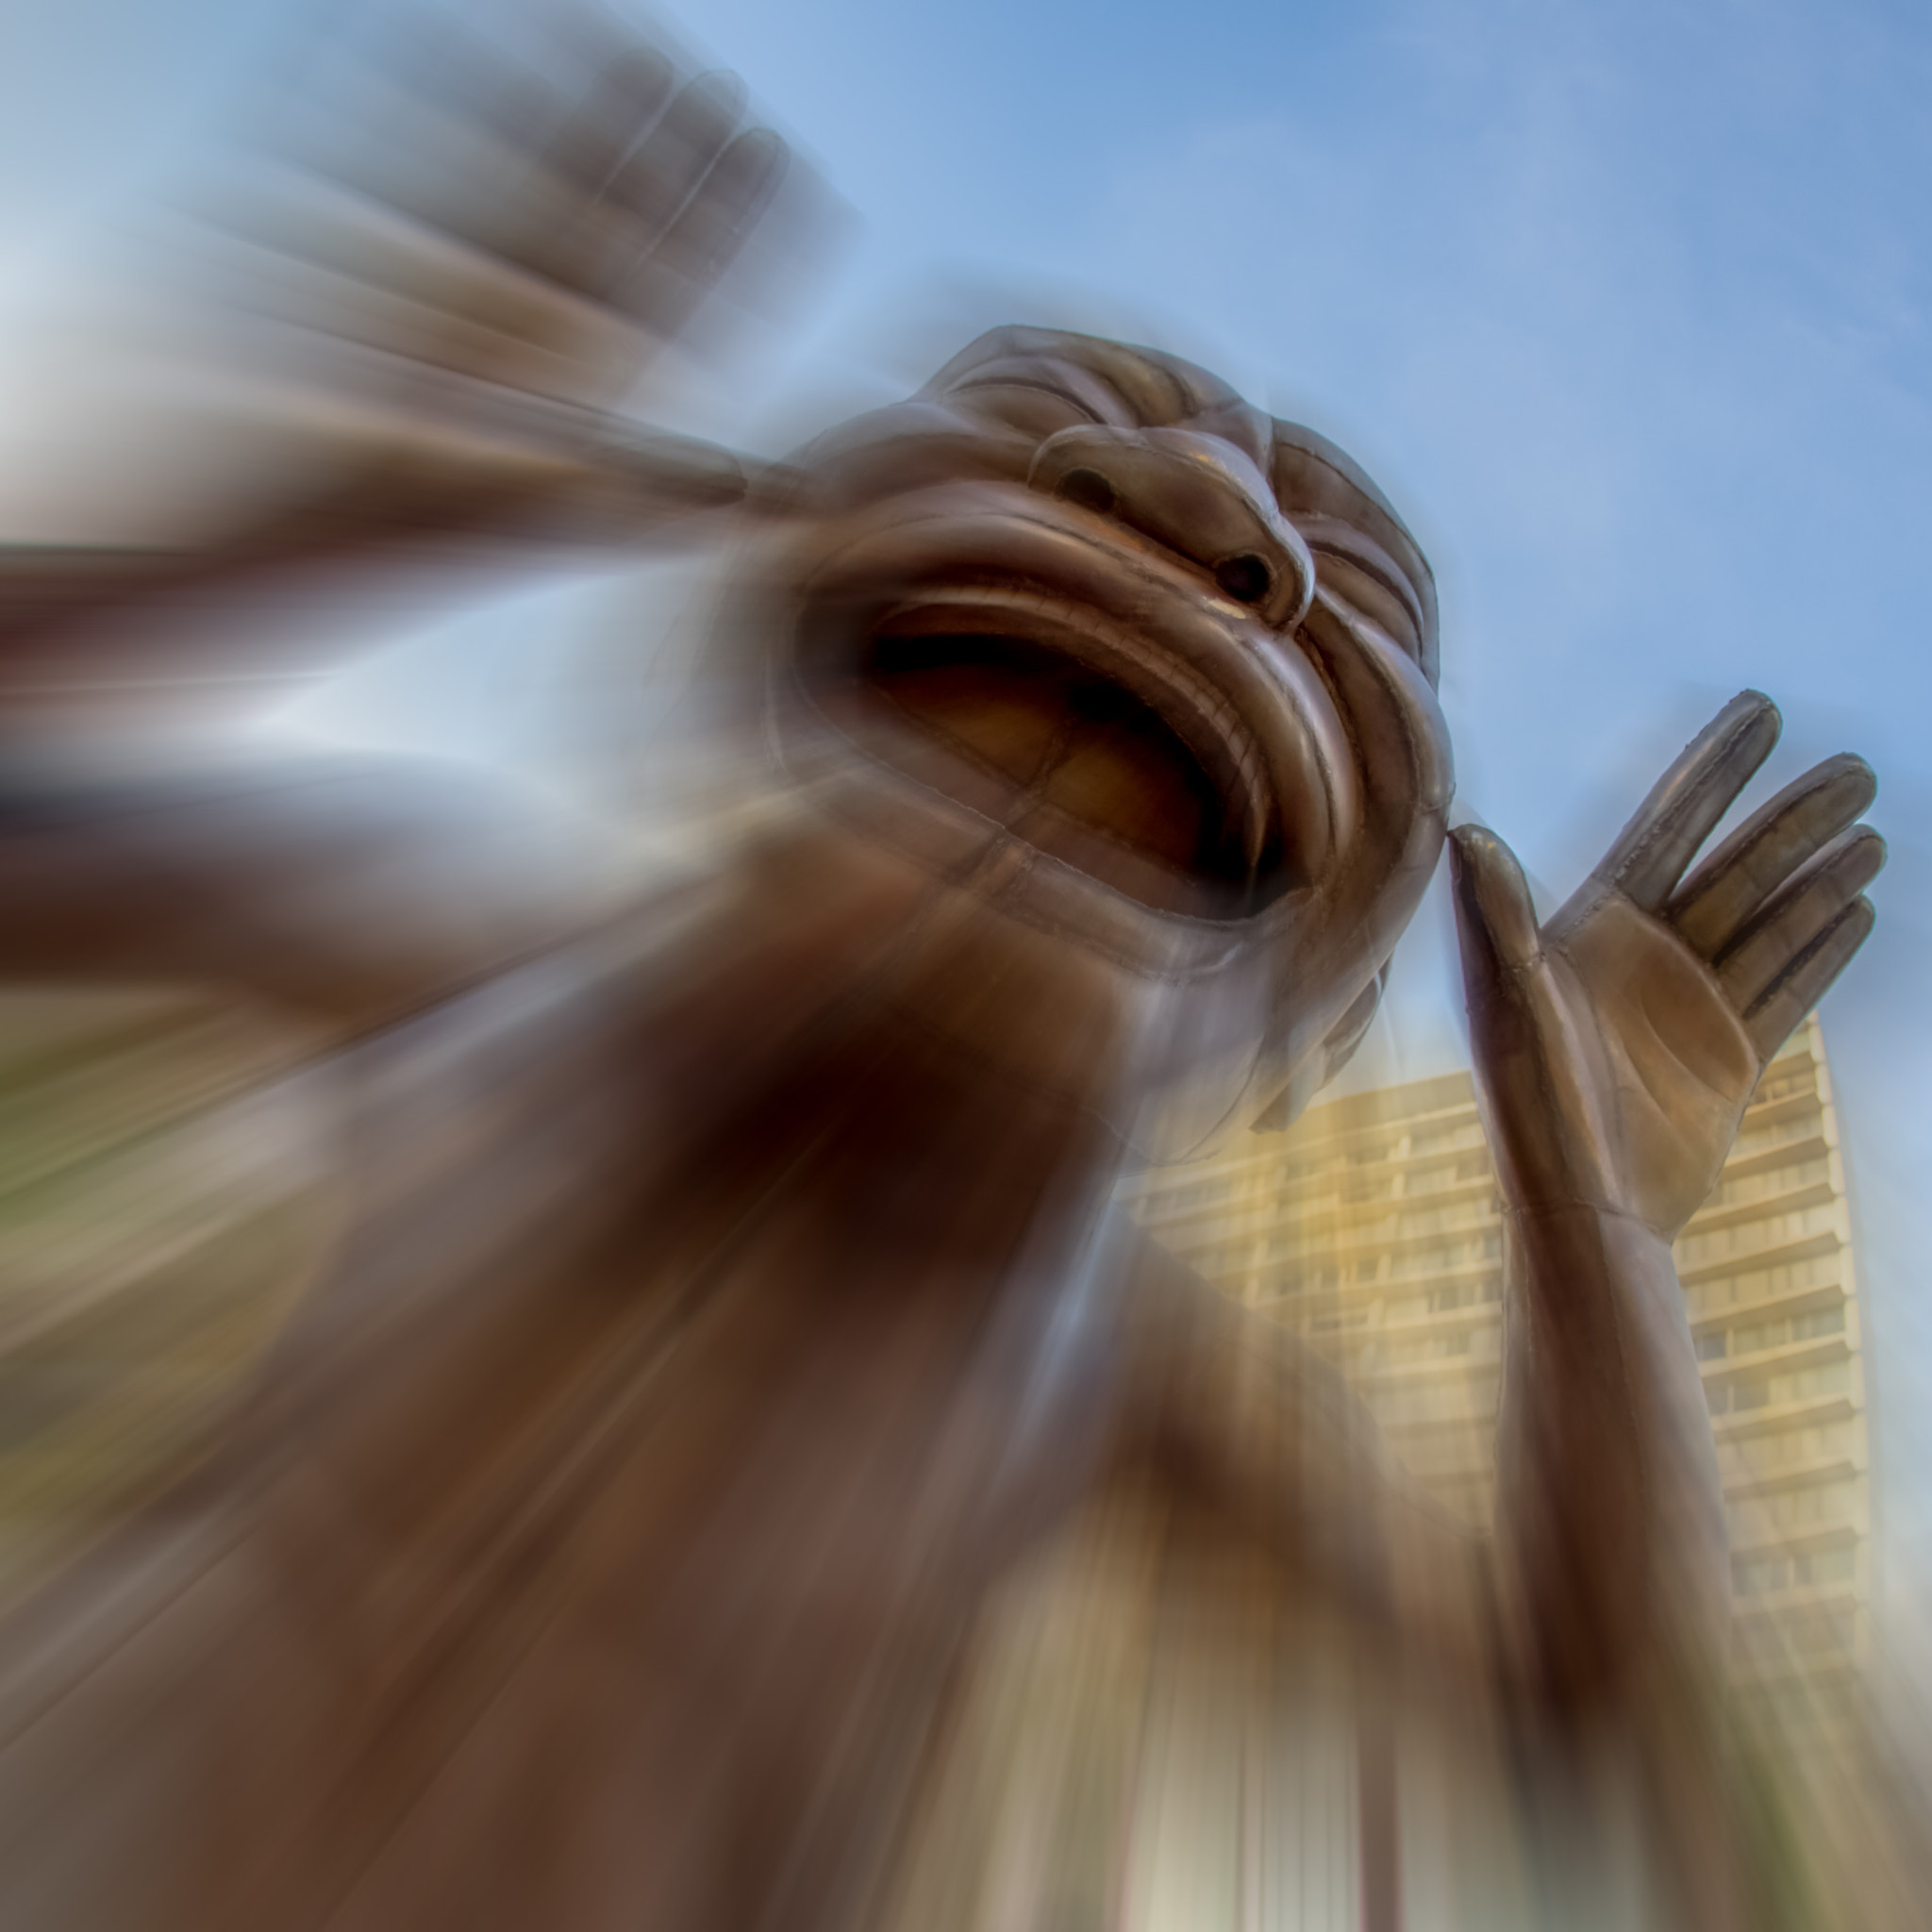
[736,327,1453,1152]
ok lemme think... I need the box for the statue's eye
[1213,553,1273,605]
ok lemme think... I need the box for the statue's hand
[1449,692,1882,1239]
[145,3,810,527]
[0,8,820,701]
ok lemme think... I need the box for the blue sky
[5,0,1932,1604]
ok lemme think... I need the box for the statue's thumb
[1447,824,1541,987]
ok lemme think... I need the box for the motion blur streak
[0,4,1921,1931]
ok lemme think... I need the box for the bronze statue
[0,9,1885,1928]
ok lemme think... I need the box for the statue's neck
[613,824,1144,1279]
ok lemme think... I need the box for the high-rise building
[1121,1014,1873,1750]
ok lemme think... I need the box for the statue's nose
[1027,425,1314,629]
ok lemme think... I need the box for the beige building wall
[1121,1014,1873,1746]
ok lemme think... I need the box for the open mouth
[775,489,1345,921]
[794,578,1309,919]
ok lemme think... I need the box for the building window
[1794,1546,1856,1588]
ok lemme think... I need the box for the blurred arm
[0,753,621,1031]
[1450,695,1881,1721]
[1114,1238,1499,1686]
[0,2,820,722]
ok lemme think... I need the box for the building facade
[1122,1014,1874,1747]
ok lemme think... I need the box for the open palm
[1450,692,1882,1239]
[209,3,794,433]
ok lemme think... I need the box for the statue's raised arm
[0,1,816,724]
[1451,695,1881,1707]
[1430,698,1878,1925]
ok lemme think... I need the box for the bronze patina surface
[0,10,1884,1929]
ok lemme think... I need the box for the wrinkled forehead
[797,325,1440,684]
[924,325,1268,454]
[926,327,1440,682]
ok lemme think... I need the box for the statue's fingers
[616,129,789,341]
[1670,753,1876,957]
[507,50,678,283]
[543,51,677,198]
[591,72,748,295]
[1448,825,1542,991]
[1597,691,1780,909]
[1714,826,1886,1013]
[317,12,558,252]
[1448,825,1588,1209]
[1740,897,1876,1060]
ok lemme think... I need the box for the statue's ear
[1249,965,1388,1133]
[1269,418,1440,687]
